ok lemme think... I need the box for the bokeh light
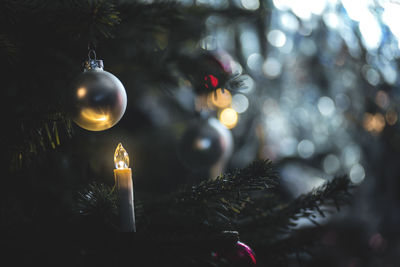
[247,53,263,71]
[267,30,286,48]
[77,87,87,99]
[208,88,232,108]
[231,94,249,113]
[359,12,382,50]
[195,138,211,150]
[263,57,282,79]
[386,109,398,126]
[363,113,385,135]
[323,12,339,29]
[318,96,335,116]
[280,12,299,32]
[219,107,238,129]
[375,91,389,110]
[349,163,365,184]
[342,144,361,168]
[323,154,340,174]
[179,0,400,208]
[298,139,315,158]
[241,0,259,10]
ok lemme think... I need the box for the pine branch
[233,176,352,266]
[75,182,118,218]
[52,0,121,41]
[237,176,352,235]
[181,160,278,201]
[74,160,277,232]
[8,114,73,171]
[1,0,209,170]
[71,160,353,266]
[152,160,279,230]
[2,0,261,169]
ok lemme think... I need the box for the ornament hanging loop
[88,49,97,61]
[83,48,103,71]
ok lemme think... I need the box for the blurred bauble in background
[214,241,257,267]
[177,116,233,178]
[68,59,127,131]
[180,49,238,95]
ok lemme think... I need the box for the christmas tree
[2,0,398,266]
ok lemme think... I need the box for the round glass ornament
[69,57,127,131]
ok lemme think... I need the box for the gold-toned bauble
[69,59,127,131]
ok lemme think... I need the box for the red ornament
[179,49,236,94]
[204,74,219,89]
[214,241,257,267]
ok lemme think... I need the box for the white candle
[114,143,136,232]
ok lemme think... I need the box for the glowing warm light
[363,113,374,132]
[113,143,135,232]
[208,88,232,108]
[386,109,398,126]
[80,108,109,122]
[77,87,87,98]
[114,143,129,169]
[76,108,115,131]
[363,112,385,134]
[219,108,238,129]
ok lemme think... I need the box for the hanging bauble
[214,241,257,267]
[177,116,233,174]
[68,51,127,131]
[179,49,239,95]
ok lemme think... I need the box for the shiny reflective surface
[70,69,127,131]
[177,117,233,171]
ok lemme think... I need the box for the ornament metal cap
[83,59,104,71]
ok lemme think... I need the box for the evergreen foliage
[1,0,204,169]
[73,160,352,266]
[0,1,356,266]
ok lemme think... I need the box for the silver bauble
[69,59,127,131]
[177,117,233,175]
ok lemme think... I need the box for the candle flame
[114,143,129,169]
